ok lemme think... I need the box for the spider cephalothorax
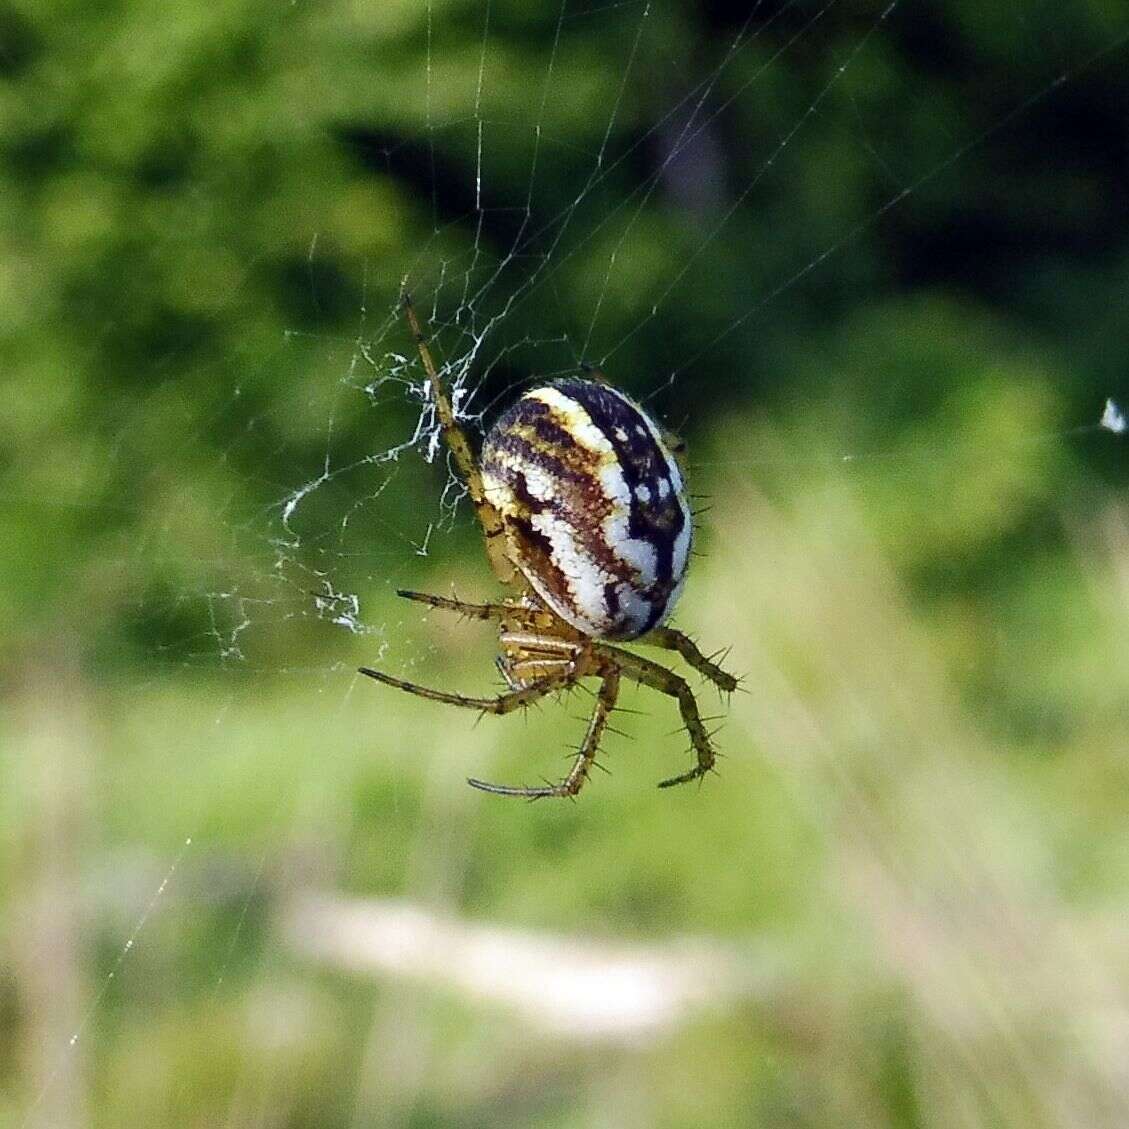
[359,293,737,798]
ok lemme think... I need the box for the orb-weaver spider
[359,293,737,798]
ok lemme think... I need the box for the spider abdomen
[481,378,692,640]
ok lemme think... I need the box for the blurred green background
[4,0,1129,1125]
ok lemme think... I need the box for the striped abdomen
[481,377,692,640]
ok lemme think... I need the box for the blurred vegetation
[3,0,1129,1126]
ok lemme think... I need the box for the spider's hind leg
[468,668,620,799]
[641,627,738,693]
[596,645,718,790]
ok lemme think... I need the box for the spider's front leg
[401,292,513,584]
[597,645,718,789]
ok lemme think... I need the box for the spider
[359,292,737,798]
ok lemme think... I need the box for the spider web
[143,0,1129,678]
[19,1,1129,1124]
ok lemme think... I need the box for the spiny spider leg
[594,645,717,789]
[396,588,523,623]
[468,669,620,798]
[401,291,513,583]
[642,627,739,692]
[358,666,566,715]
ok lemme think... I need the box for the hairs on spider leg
[539,775,565,797]
[607,703,646,716]
[663,722,695,740]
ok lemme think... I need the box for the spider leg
[497,633,585,689]
[500,657,576,689]
[401,291,513,583]
[468,669,620,798]
[498,631,582,655]
[396,589,525,623]
[640,627,738,693]
[358,666,563,714]
[594,645,717,789]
